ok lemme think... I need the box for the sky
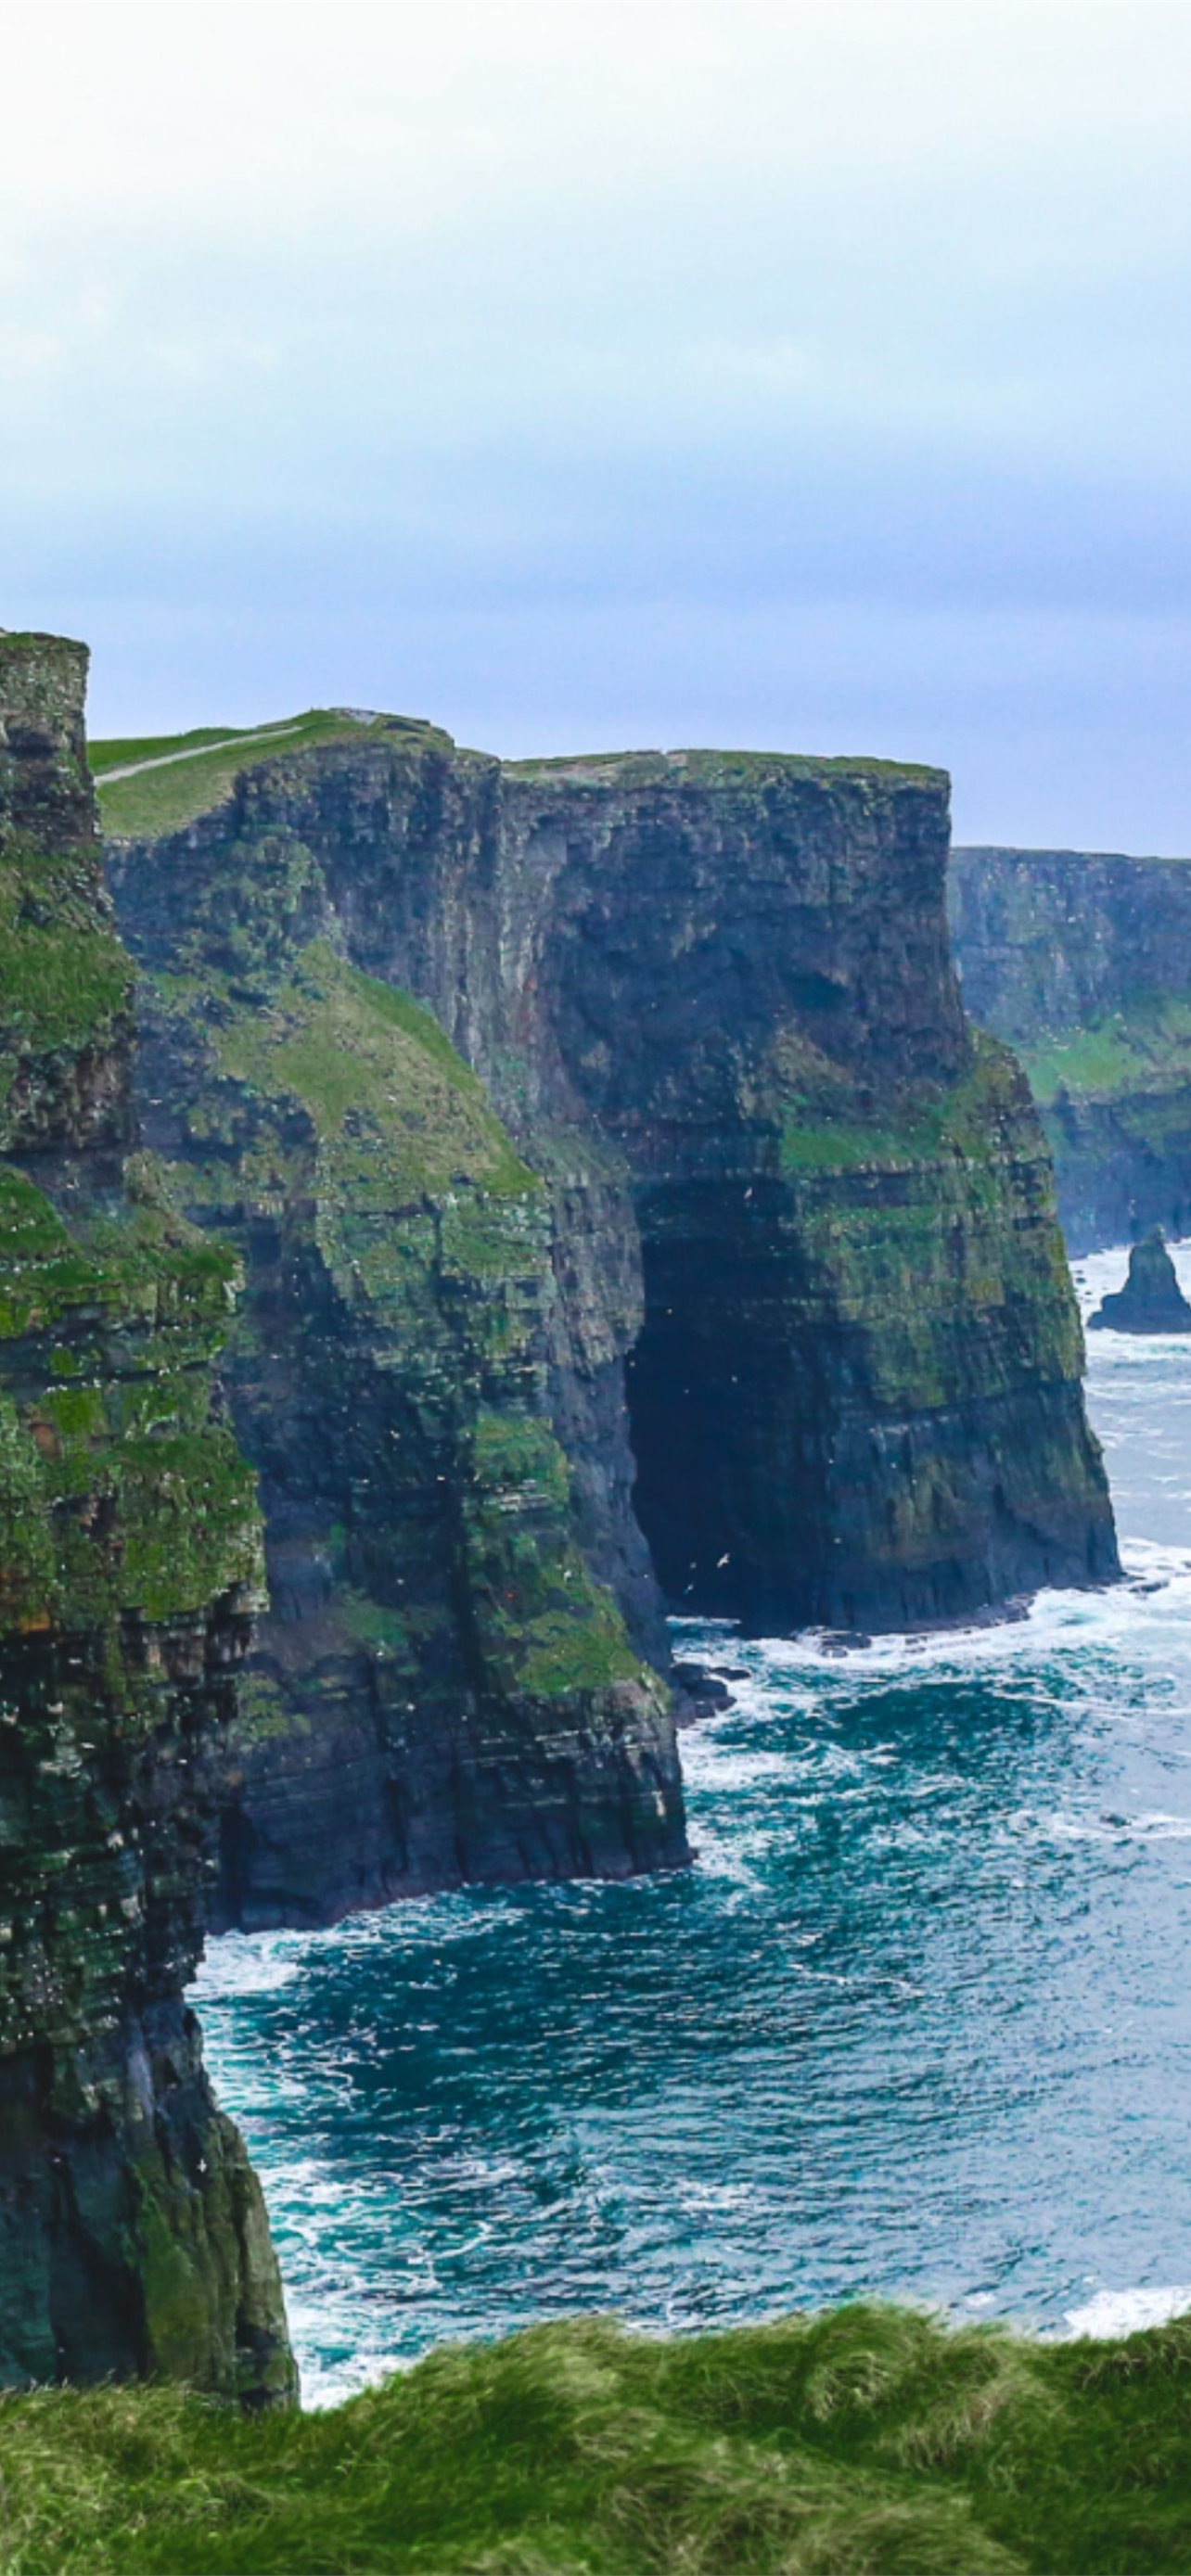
[4,0,1191,848]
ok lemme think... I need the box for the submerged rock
[1089,1229,1191,1333]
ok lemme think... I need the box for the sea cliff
[0,636,293,2400]
[104,724,687,1932]
[950,845,1191,1252]
[108,727,1116,1697]
[0,649,1118,2399]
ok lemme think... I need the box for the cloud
[3,2,1190,848]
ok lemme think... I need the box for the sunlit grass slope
[93,710,395,837]
[5,2304,1191,2573]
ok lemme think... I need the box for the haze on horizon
[4,0,1190,850]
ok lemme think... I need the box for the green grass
[0,838,133,1136]
[775,1028,1026,1179]
[6,2303,1191,2572]
[88,725,279,775]
[95,711,447,840]
[1023,998,1191,1107]
[211,941,539,1205]
[0,1161,263,1632]
[505,747,944,789]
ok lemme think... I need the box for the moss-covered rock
[107,796,686,1925]
[950,845,1191,1252]
[0,633,133,1150]
[0,635,293,2404]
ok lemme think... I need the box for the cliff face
[107,735,686,1932]
[497,756,1114,1631]
[108,730,1115,1721]
[950,847,1191,1253]
[0,637,293,2401]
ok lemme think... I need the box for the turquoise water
[195,1244,1191,2404]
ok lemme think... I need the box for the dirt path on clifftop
[99,721,306,783]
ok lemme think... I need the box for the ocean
[194,1243,1191,2404]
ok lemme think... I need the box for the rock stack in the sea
[1089,1229,1191,1333]
[0,634,294,2401]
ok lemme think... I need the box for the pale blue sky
[5,1,1191,846]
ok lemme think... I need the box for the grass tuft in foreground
[3,2303,1191,2572]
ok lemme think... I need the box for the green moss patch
[0,1163,262,1631]
[1022,997,1191,1108]
[748,1033,1084,1423]
[212,943,539,1207]
[0,838,132,1136]
[464,1409,644,1698]
[775,1029,1024,1178]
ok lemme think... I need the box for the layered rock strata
[0,635,293,2401]
[950,846,1191,1252]
[108,728,1116,1756]
[107,743,686,1931]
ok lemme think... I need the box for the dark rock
[670,1661,735,1722]
[1089,1229,1191,1333]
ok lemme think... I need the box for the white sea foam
[679,1744,798,1792]
[190,1931,304,2000]
[1065,2286,1191,2338]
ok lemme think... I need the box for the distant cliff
[0,636,293,2401]
[950,846,1191,1252]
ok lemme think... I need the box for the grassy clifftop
[96,715,943,841]
[5,2302,1191,2573]
[95,710,451,839]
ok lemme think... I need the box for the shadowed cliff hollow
[104,722,1117,1880]
[951,846,1191,1254]
[0,636,293,2401]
